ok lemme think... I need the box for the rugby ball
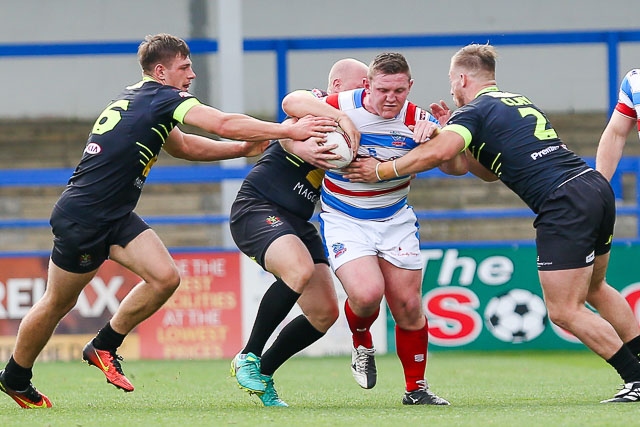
[321,128,354,169]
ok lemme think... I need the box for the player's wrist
[375,162,382,181]
[392,159,400,177]
[376,160,400,181]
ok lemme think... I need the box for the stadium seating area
[0,112,637,252]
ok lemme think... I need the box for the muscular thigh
[380,258,423,318]
[109,228,178,284]
[336,255,386,306]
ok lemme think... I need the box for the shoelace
[108,350,126,375]
[415,379,428,390]
[354,348,374,371]
[14,383,43,403]
[262,377,283,402]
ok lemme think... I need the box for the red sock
[396,319,428,392]
[344,299,379,349]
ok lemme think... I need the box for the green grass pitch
[0,351,634,427]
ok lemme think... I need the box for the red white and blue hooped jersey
[321,88,439,220]
[615,68,640,138]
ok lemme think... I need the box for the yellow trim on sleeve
[442,124,472,150]
[173,98,201,124]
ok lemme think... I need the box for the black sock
[607,345,640,383]
[243,278,300,357]
[93,322,126,350]
[3,356,32,390]
[260,315,325,376]
[625,335,640,360]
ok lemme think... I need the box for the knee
[349,291,384,312]
[404,296,424,317]
[392,298,425,328]
[154,266,181,296]
[323,301,340,327]
[44,294,79,317]
[278,267,314,294]
[545,304,571,330]
[308,300,340,332]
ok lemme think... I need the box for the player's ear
[154,63,166,81]
[459,73,467,87]
[363,78,371,93]
[331,78,341,92]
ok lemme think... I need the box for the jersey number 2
[518,107,558,140]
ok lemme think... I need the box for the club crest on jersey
[178,91,193,98]
[134,177,145,190]
[78,253,92,268]
[390,131,407,145]
[265,215,283,227]
[332,242,347,258]
[84,142,102,155]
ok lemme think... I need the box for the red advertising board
[0,252,243,361]
[137,252,243,359]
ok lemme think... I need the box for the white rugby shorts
[319,205,423,272]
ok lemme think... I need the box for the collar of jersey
[474,85,499,99]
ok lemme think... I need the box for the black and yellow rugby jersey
[55,77,200,225]
[237,89,327,220]
[445,86,590,213]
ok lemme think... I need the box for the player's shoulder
[622,69,640,90]
[329,88,364,110]
[404,101,436,126]
[625,68,640,78]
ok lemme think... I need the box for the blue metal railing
[2,30,640,251]
[1,29,639,119]
[2,156,640,243]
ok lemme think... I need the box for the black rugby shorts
[534,170,615,271]
[229,196,327,270]
[50,207,150,273]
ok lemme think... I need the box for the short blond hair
[451,43,497,79]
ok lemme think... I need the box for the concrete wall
[0,0,639,119]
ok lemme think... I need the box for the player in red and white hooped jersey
[596,68,640,180]
[616,69,640,127]
[321,88,439,219]
[283,52,466,406]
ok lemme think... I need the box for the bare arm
[465,151,499,182]
[163,127,267,161]
[595,111,636,181]
[281,90,360,155]
[438,151,469,176]
[410,124,468,176]
[280,137,342,169]
[183,103,337,143]
[343,129,466,182]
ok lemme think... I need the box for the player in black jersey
[0,33,341,409]
[347,43,640,404]
[229,58,368,407]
